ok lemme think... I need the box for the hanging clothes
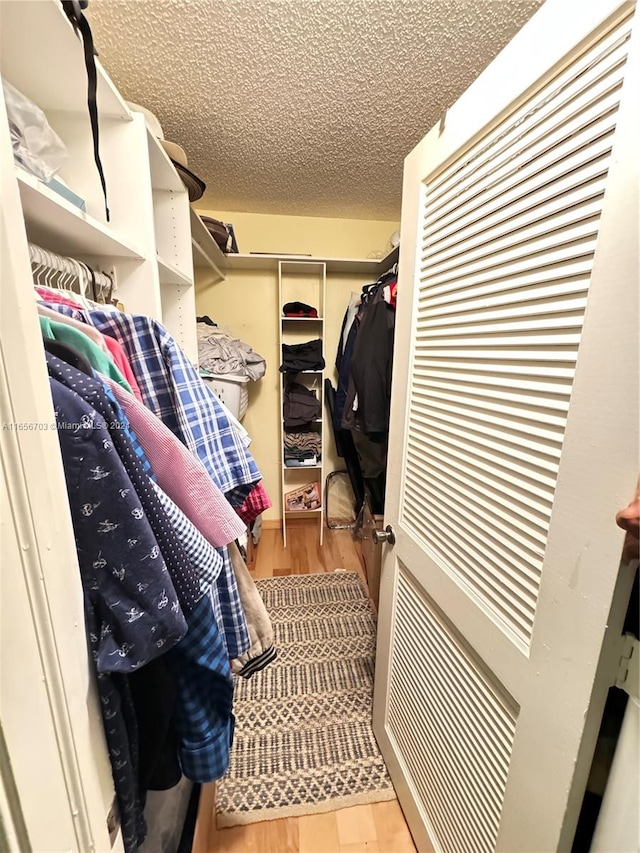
[49,377,187,852]
[38,303,111,354]
[42,304,261,501]
[101,334,144,402]
[236,482,272,525]
[37,300,277,853]
[40,314,132,392]
[341,281,396,437]
[49,373,188,665]
[47,352,207,612]
[334,274,397,516]
[163,593,235,782]
[47,344,255,655]
[339,292,360,356]
[228,541,277,677]
[101,377,246,548]
[334,309,359,431]
[128,658,181,792]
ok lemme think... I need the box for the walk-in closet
[1,1,638,852]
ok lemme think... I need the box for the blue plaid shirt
[210,548,250,660]
[164,594,235,782]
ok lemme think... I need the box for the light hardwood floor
[196,522,417,853]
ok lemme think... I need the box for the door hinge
[614,632,639,701]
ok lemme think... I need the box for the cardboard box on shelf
[285,481,321,512]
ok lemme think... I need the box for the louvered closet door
[373,1,639,851]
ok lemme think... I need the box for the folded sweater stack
[284,430,322,466]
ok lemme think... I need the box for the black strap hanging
[62,1,110,222]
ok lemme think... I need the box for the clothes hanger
[59,256,75,291]
[44,258,58,290]
[32,260,45,287]
[71,257,87,296]
[77,261,95,301]
[29,242,114,308]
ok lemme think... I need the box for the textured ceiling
[89,0,543,220]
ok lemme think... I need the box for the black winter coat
[341,285,395,436]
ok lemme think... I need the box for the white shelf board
[0,0,129,118]
[147,131,184,193]
[190,210,229,281]
[228,253,382,274]
[157,255,193,287]
[281,316,324,322]
[284,464,323,470]
[191,239,212,268]
[284,507,323,514]
[202,243,399,279]
[17,169,143,259]
[279,260,327,274]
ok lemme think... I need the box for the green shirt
[39,315,132,393]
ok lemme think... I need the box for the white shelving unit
[145,129,199,363]
[0,2,201,848]
[278,261,326,547]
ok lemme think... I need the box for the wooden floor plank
[251,817,300,853]
[193,782,215,852]
[289,524,308,574]
[252,527,277,578]
[208,822,257,853]
[339,842,380,853]
[324,535,341,571]
[335,531,367,583]
[371,800,419,853]
[321,529,344,572]
[298,811,341,853]
[307,523,328,572]
[335,805,378,846]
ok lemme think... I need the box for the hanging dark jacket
[341,284,395,436]
[334,309,359,431]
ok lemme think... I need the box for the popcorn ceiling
[90,0,542,220]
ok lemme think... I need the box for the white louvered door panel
[373,2,639,851]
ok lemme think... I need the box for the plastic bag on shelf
[3,79,67,181]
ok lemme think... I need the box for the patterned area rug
[215,571,395,827]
